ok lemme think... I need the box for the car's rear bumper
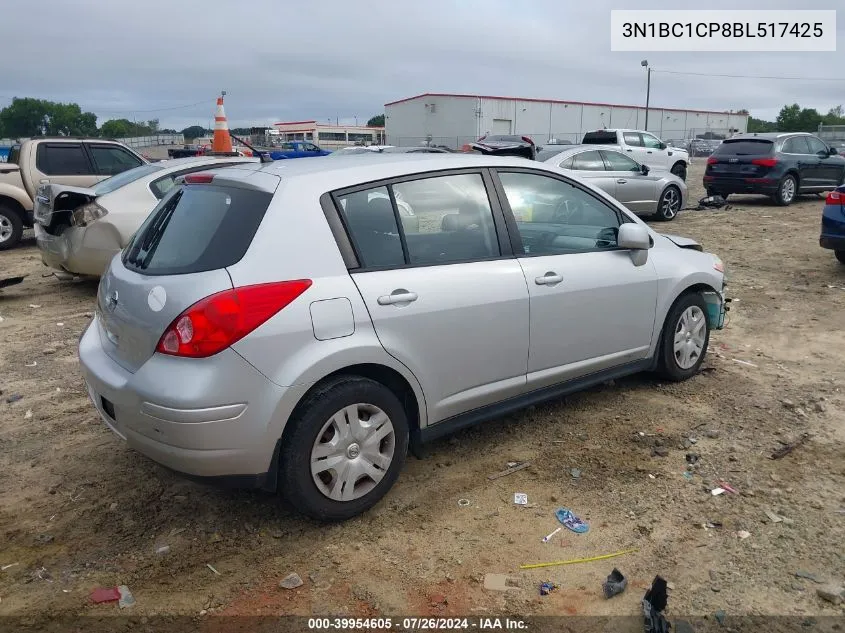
[821,205,845,250]
[820,235,845,251]
[77,316,309,487]
[702,176,778,196]
[35,222,120,277]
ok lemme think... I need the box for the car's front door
[806,135,845,187]
[640,133,669,170]
[493,169,658,391]
[337,171,530,425]
[600,149,659,214]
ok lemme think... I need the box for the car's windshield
[92,163,164,195]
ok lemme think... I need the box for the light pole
[641,60,651,131]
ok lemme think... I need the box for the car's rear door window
[782,137,810,154]
[122,183,272,275]
[571,150,606,171]
[36,144,92,175]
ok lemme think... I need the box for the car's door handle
[377,290,418,305]
[617,179,628,184]
[646,151,653,154]
[535,272,563,286]
[626,149,633,152]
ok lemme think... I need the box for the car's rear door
[336,169,530,425]
[491,168,658,390]
[599,149,658,214]
[567,150,617,198]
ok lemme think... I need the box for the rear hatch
[95,167,280,373]
[705,138,776,180]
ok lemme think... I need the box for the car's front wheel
[655,186,682,221]
[279,376,409,521]
[657,293,710,381]
[836,250,845,265]
[0,204,23,251]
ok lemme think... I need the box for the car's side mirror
[618,223,651,250]
[640,164,650,175]
[658,142,667,150]
[829,147,838,155]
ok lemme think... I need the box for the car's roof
[728,132,812,140]
[153,156,258,172]
[211,153,551,188]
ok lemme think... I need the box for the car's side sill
[417,359,653,445]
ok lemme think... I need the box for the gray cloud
[3,0,843,130]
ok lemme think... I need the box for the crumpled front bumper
[35,222,121,277]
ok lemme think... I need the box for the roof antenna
[231,133,273,164]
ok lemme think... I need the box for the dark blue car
[268,141,331,160]
[821,186,845,264]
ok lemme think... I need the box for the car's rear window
[93,164,163,195]
[122,183,272,276]
[714,139,774,156]
[582,131,618,145]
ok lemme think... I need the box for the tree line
[743,104,845,134]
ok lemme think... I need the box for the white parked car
[34,156,259,277]
[581,129,690,181]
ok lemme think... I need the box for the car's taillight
[826,190,843,205]
[183,173,215,184]
[707,157,718,165]
[522,136,535,145]
[751,158,778,167]
[156,280,312,358]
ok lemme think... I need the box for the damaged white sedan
[34,156,258,277]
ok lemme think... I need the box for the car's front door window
[641,133,663,149]
[498,171,622,255]
[806,136,828,156]
[601,150,641,172]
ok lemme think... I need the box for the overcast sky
[2,0,842,130]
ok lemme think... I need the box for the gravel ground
[0,161,843,627]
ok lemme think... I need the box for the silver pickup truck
[0,137,146,250]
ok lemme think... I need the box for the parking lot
[1,161,843,622]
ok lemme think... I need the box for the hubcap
[661,188,680,218]
[673,306,706,370]
[782,178,795,202]
[310,403,396,502]
[0,216,12,242]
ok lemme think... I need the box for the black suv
[704,133,845,206]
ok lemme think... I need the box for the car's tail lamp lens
[706,157,718,165]
[182,173,216,184]
[751,158,778,167]
[156,280,312,358]
[71,202,108,226]
[825,190,843,205]
[522,136,535,145]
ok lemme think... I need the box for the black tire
[836,250,845,265]
[654,185,682,222]
[670,162,687,181]
[0,204,24,251]
[656,292,711,382]
[774,174,798,206]
[279,375,409,521]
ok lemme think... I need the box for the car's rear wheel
[654,186,682,221]
[279,375,409,521]
[774,174,797,206]
[670,162,687,181]
[836,250,845,265]
[657,292,710,382]
[0,204,23,251]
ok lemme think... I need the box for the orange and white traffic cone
[212,93,233,153]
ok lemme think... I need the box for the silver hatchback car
[78,154,727,520]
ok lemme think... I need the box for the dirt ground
[0,161,843,627]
